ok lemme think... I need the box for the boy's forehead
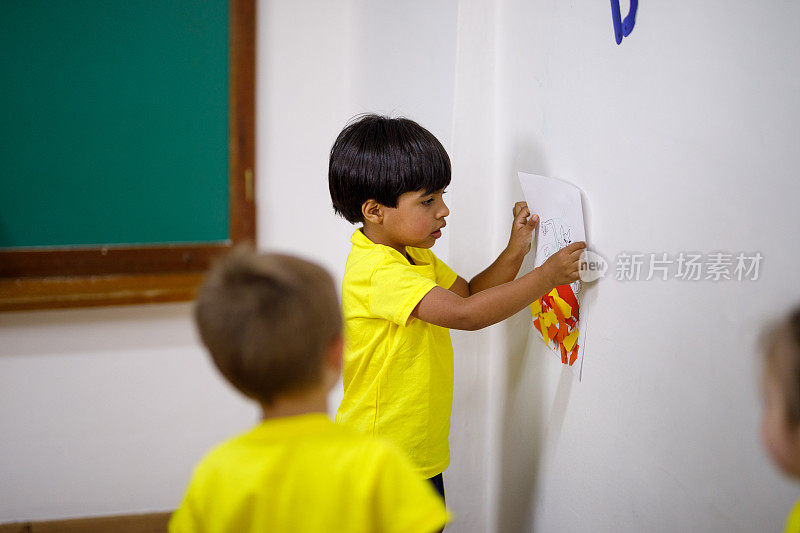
[413,187,445,197]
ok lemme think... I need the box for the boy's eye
[422,190,445,206]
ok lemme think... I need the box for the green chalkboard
[0,0,230,249]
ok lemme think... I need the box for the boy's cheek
[761,416,776,463]
[762,414,799,477]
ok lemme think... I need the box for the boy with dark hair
[169,245,450,533]
[329,114,585,497]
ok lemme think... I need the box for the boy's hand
[538,241,587,287]
[507,201,539,257]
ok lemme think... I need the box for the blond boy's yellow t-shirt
[786,498,800,533]
[168,413,449,533]
[336,228,458,478]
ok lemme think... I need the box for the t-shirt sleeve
[371,445,451,533]
[369,259,438,327]
[430,252,458,290]
[168,480,204,533]
[785,498,800,533]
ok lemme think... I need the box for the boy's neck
[260,386,329,421]
[360,224,412,263]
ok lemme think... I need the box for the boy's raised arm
[412,241,586,331]
[465,202,539,295]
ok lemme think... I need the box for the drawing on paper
[539,216,581,296]
[518,171,589,379]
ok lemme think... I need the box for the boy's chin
[765,440,800,479]
[407,233,440,249]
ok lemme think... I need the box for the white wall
[0,304,258,521]
[491,1,800,531]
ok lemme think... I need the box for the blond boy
[169,246,449,532]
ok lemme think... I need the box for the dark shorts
[427,473,445,502]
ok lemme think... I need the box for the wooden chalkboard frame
[0,0,256,312]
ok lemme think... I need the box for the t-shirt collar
[351,227,431,267]
[249,412,332,439]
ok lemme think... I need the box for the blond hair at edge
[764,306,800,425]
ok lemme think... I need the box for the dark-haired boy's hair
[764,306,800,424]
[328,114,451,224]
[194,245,342,405]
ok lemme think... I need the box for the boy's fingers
[570,247,585,259]
[527,213,539,226]
[563,241,587,253]
[514,206,530,224]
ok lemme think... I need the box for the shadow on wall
[497,139,576,531]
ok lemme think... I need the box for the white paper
[518,171,589,380]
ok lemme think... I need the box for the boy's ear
[321,333,343,392]
[325,333,344,374]
[361,199,383,224]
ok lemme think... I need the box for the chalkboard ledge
[0,272,207,312]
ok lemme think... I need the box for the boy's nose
[439,202,450,218]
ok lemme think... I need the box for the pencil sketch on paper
[539,216,581,296]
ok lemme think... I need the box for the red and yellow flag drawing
[530,284,580,366]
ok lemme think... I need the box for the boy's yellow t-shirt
[786,498,800,533]
[168,413,449,533]
[336,228,458,478]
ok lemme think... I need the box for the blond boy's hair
[765,306,800,424]
[194,245,342,405]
